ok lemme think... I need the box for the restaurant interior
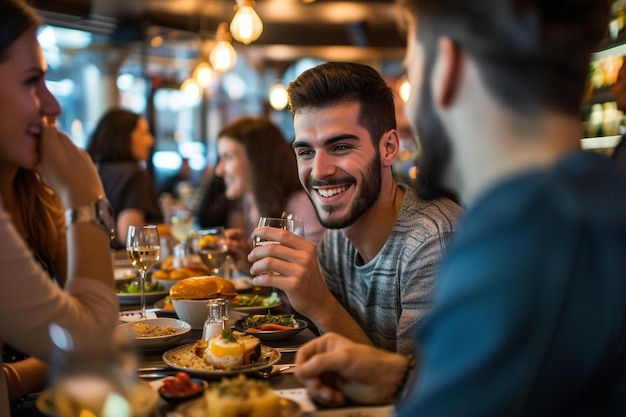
[29,0,418,193]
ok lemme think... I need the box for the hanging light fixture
[210,22,238,72]
[180,78,202,103]
[230,0,263,45]
[192,60,214,88]
[269,82,288,111]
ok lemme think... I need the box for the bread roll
[169,276,237,300]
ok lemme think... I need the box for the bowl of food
[115,318,191,350]
[116,281,169,306]
[235,314,308,341]
[169,276,238,329]
[157,371,207,407]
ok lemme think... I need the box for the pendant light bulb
[230,0,263,45]
[192,61,214,88]
[210,22,238,72]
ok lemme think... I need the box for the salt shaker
[202,299,226,340]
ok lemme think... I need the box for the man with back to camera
[247,61,463,355]
[291,0,626,415]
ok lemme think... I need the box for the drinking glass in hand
[126,225,160,319]
[253,217,305,276]
[194,227,229,277]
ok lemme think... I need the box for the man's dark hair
[287,62,397,144]
[398,0,610,115]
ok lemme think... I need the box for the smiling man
[248,62,462,354]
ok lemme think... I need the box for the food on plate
[231,292,280,308]
[204,374,280,417]
[200,331,261,369]
[131,322,177,337]
[118,281,164,294]
[169,276,237,301]
[152,265,208,281]
[159,371,204,397]
[241,314,297,332]
[168,331,261,371]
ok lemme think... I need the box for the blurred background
[29,0,418,200]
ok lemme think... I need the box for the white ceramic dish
[162,343,281,377]
[115,318,191,350]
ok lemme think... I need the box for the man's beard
[307,151,382,229]
[414,62,458,203]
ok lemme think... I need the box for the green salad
[232,292,281,307]
[118,281,164,294]
[241,313,296,329]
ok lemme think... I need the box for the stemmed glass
[169,205,194,247]
[193,227,230,277]
[126,225,160,319]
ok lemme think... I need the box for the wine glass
[126,225,160,319]
[169,205,194,246]
[193,227,229,277]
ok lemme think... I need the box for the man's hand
[248,226,334,319]
[295,333,409,406]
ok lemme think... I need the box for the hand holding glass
[253,217,305,276]
[126,225,160,319]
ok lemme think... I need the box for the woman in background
[87,108,163,248]
[213,116,324,273]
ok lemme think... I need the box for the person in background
[196,175,235,229]
[87,108,163,248]
[0,1,118,414]
[248,62,462,354]
[610,61,626,170]
[293,0,626,415]
[213,116,325,273]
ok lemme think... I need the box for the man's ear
[433,37,463,108]
[380,129,400,168]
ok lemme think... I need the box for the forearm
[4,358,49,400]
[312,297,374,346]
[66,220,114,289]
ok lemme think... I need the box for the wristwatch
[65,197,115,240]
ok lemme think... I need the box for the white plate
[117,291,169,306]
[115,318,191,350]
[175,396,301,417]
[163,343,281,377]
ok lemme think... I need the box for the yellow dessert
[204,374,280,417]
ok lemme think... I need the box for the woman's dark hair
[87,108,141,163]
[398,0,610,115]
[287,62,396,144]
[217,116,303,218]
[0,0,40,61]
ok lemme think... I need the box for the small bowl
[158,377,207,407]
[171,299,214,329]
[115,318,191,350]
